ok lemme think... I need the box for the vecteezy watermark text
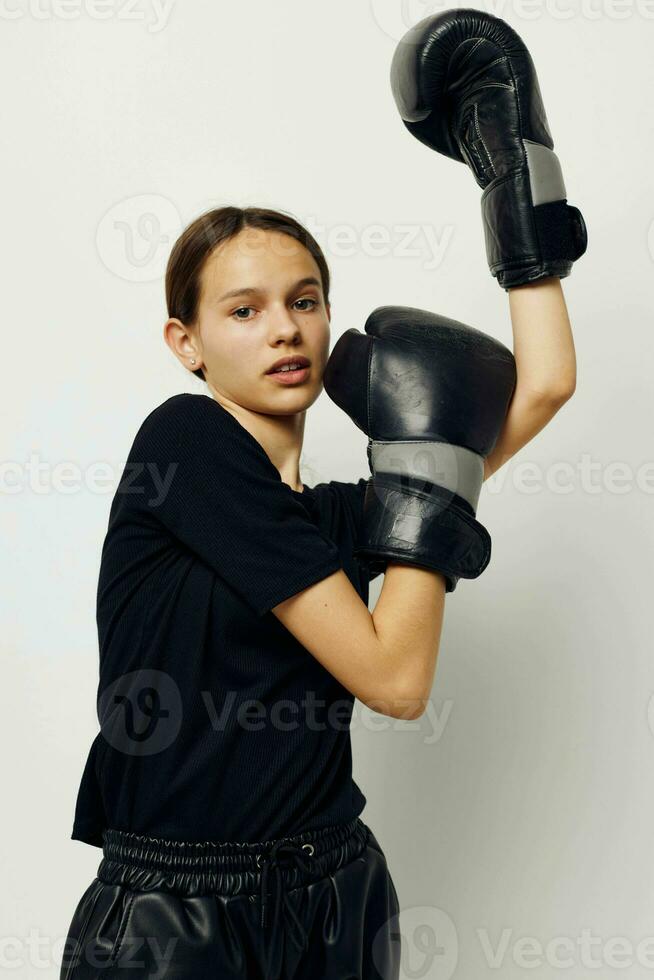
[3,453,654,498]
[0,0,176,31]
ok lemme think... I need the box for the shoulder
[136,393,223,441]
[130,393,266,466]
[326,478,385,582]
[326,476,367,500]
[320,477,367,521]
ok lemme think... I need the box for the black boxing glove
[323,306,516,592]
[390,8,587,289]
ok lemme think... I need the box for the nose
[268,303,303,342]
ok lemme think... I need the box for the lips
[266,355,311,374]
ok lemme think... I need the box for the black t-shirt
[71,392,377,847]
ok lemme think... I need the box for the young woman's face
[193,227,331,415]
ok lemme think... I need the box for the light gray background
[3,1,653,977]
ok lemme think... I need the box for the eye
[293,297,318,311]
[231,306,256,320]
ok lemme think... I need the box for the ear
[163,317,202,372]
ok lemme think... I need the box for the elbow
[387,677,430,720]
[362,681,427,720]
[550,380,576,404]
[401,697,428,720]
[526,381,576,407]
[547,372,577,405]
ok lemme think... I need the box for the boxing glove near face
[390,9,587,289]
[323,305,517,592]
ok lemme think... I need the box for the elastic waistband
[97,817,371,898]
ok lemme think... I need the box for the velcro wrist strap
[481,165,587,288]
[356,474,491,583]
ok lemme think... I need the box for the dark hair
[165,206,331,382]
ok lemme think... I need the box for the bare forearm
[371,564,446,717]
[507,277,577,398]
[484,388,570,481]
[485,278,577,480]
[365,281,577,711]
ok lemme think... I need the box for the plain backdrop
[2,0,653,977]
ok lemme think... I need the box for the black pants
[60,817,401,980]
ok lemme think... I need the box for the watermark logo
[96,194,183,282]
[383,904,459,979]
[98,668,182,756]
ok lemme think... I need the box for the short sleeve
[126,394,343,617]
[336,477,385,583]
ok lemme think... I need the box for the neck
[208,389,306,489]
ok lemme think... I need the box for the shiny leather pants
[60,817,401,979]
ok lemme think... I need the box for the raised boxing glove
[390,8,587,288]
[322,306,517,592]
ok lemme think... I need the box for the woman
[61,204,575,980]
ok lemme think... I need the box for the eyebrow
[216,276,322,303]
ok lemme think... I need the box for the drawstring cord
[256,838,316,976]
